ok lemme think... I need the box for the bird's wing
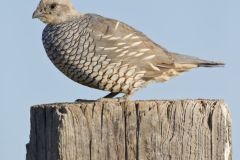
[85,14,178,80]
[85,14,222,82]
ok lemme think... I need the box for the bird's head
[32,0,79,24]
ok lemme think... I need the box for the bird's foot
[97,97,119,102]
[75,93,132,103]
[75,99,96,103]
[97,94,131,102]
[95,92,121,102]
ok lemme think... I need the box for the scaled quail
[32,0,224,99]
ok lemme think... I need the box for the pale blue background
[1,0,239,159]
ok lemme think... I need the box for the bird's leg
[75,92,119,102]
[97,92,133,102]
[96,92,120,102]
[100,93,132,102]
[103,92,119,98]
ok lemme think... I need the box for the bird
[32,0,224,100]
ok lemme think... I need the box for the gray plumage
[33,0,224,99]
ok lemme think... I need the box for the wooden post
[26,100,232,160]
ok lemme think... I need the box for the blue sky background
[1,0,239,159]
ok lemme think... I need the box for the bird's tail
[169,52,225,68]
[197,61,225,67]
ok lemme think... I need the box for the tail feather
[169,52,225,68]
[197,61,225,67]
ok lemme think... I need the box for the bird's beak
[32,10,42,19]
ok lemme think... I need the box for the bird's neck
[48,7,83,25]
[60,7,82,23]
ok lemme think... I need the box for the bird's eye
[50,3,57,9]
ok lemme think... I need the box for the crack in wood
[136,103,140,160]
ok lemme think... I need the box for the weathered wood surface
[26,100,232,160]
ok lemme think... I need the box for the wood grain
[26,100,232,160]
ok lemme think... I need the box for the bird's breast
[41,21,94,81]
